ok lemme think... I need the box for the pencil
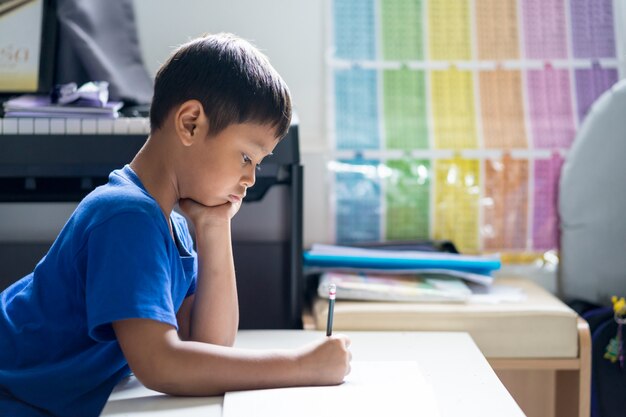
[326,283,336,336]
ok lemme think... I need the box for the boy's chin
[202,197,233,207]
[178,197,224,208]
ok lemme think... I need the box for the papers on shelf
[318,272,526,304]
[312,266,493,286]
[223,361,439,417]
[466,283,526,304]
[318,271,471,303]
[3,94,123,118]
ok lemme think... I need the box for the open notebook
[223,361,439,417]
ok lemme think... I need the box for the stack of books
[2,95,123,118]
[317,271,472,303]
[305,244,501,303]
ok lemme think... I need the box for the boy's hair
[150,33,292,139]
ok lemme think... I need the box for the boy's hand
[179,198,242,229]
[295,335,352,385]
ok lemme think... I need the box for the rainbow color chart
[329,0,624,255]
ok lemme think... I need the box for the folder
[303,244,501,275]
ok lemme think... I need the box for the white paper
[468,284,527,304]
[311,243,499,260]
[223,361,439,417]
[309,266,494,286]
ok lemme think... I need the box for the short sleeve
[85,212,177,342]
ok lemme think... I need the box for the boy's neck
[130,131,180,220]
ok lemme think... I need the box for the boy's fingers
[340,335,351,349]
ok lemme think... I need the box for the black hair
[150,33,292,138]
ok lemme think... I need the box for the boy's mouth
[229,194,243,203]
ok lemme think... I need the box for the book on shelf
[3,95,123,118]
[304,244,500,285]
[317,271,472,303]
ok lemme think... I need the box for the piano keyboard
[0,117,151,135]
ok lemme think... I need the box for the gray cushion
[559,78,626,303]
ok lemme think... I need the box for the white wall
[134,0,327,151]
[0,0,333,246]
[133,0,333,245]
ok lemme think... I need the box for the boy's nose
[241,168,256,188]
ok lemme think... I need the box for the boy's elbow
[131,361,177,394]
[126,347,185,395]
[134,366,194,396]
[135,366,226,397]
[142,377,189,396]
[128,343,228,397]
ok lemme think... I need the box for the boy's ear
[174,100,209,146]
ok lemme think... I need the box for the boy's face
[179,122,279,207]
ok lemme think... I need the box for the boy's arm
[112,318,351,396]
[177,199,240,346]
[188,223,239,345]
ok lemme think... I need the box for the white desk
[101,330,525,417]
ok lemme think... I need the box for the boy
[0,33,351,417]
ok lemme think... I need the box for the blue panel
[333,0,376,59]
[335,68,380,150]
[335,159,381,243]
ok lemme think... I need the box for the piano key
[66,119,82,134]
[113,118,130,134]
[50,119,66,134]
[128,118,146,134]
[34,119,50,134]
[82,119,98,134]
[17,118,34,134]
[2,118,17,134]
[97,119,113,134]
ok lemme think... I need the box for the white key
[66,119,82,134]
[97,119,114,134]
[141,117,150,134]
[18,118,34,134]
[34,118,50,134]
[3,118,18,134]
[128,118,145,134]
[50,119,66,134]
[113,118,129,134]
[82,119,97,134]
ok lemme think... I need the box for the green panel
[383,69,428,150]
[381,0,424,60]
[385,159,430,240]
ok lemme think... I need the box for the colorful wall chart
[330,0,623,255]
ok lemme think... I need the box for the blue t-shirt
[0,165,197,417]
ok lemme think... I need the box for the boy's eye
[242,153,262,171]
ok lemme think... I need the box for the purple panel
[575,66,618,122]
[570,0,616,58]
[533,155,564,250]
[527,68,576,148]
[522,0,568,58]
